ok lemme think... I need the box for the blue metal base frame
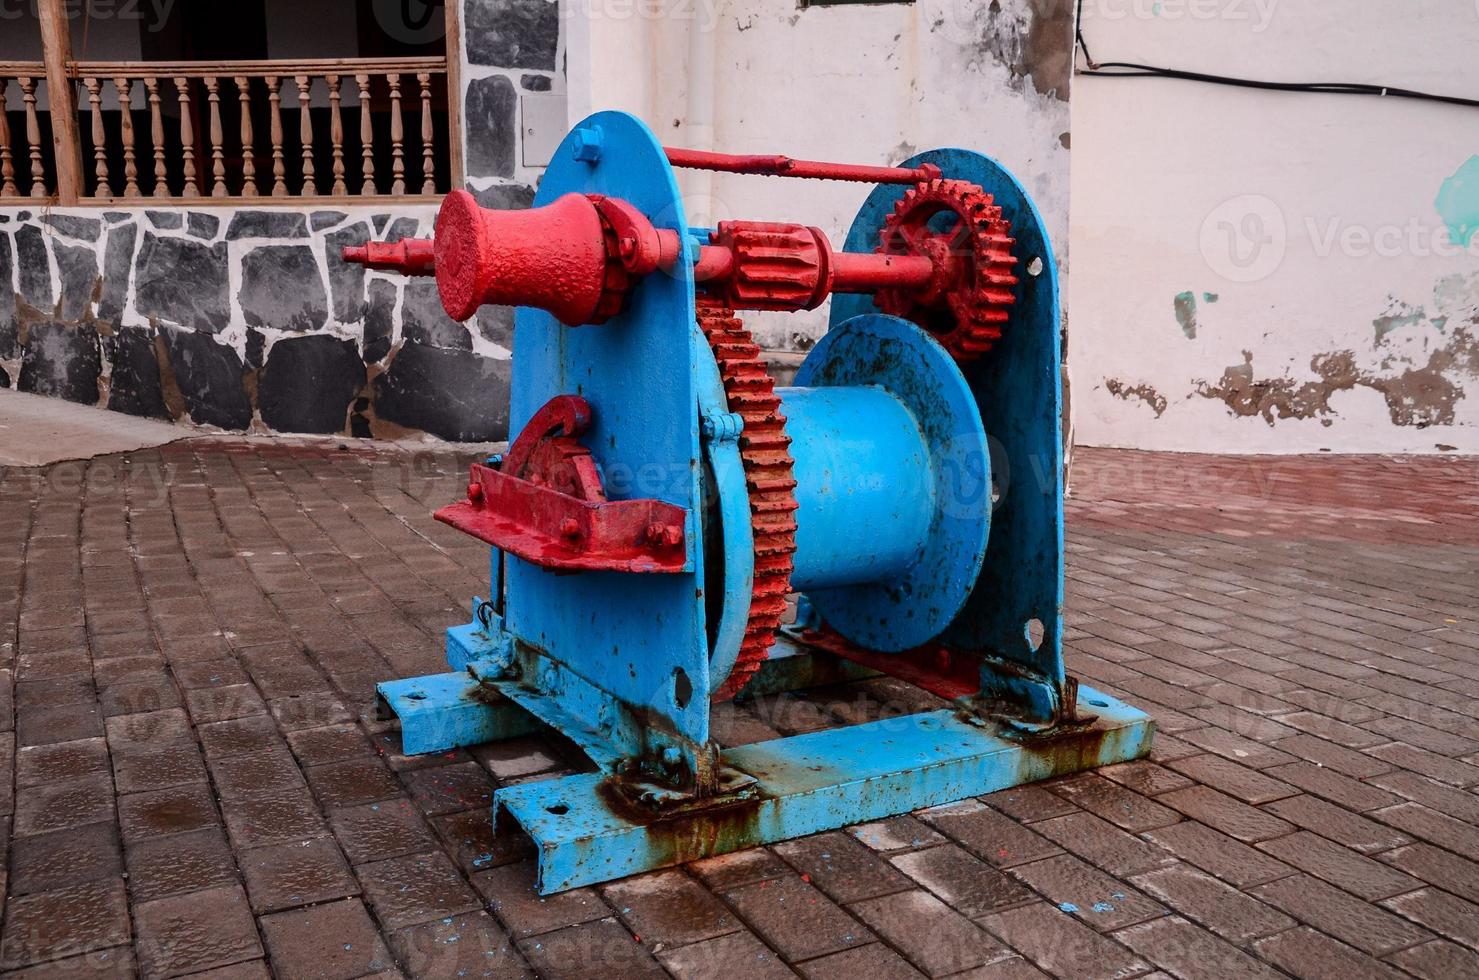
[496,688,1151,894]
[378,638,1153,894]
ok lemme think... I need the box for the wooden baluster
[83,77,110,197]
[236,76,256,196]
[387,72,405,196]
[175,77,198,196]
[145,77,166,196]
[296,74,315,195]
[356,73,375,196]
[19,76,44,196]
[206,76,226,197]
[0,81,16,197]
[417,72,435,195]
[266,75,287,196]
[327,74,346,195]
[112,77,139,197]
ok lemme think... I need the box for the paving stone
[329,797,439,865]
[1380,887,1479,951]
[600,869,739,949]
[9,822,122,895]
[1156,785,1294,842]
[1378,843,1479,904]
[771,830,912,904]
[208,745,306,799]
[198,715,284,760]
[1129,862,1293,942]
[306,756,404,808]
[134,883,263,977]
[112,740,206,792]
[1264,761,1402,811]
[221,787,327,849]
[1112,915,1286,980]
[515,916,667,980]
[849,888,1010,976]
[1095,759,1196,798]
[118,782,220,842]
[846,814,945,853]
[1371,800,1479,856]
[919,799,1063,867]
[125,827,239,902]
[432,805,536,873]
[239,836,359,912]
[14,736,109,787]
[656,929,795,980]
[1250,873,1432,955]
[13,773,115,835]
[399,760,494,815]
[1253,925,1406,980]
[891,843,1037,917]
[388,910,531,979]
[688,847,792,890]
[1258,830,1423,900]
[1385,939,1479,980]
[1140,819,1293,888]
[1165,754,1298,805]
[1011,853,1166,931]
[978,902,1149,980]
[721,874,874,962]
[1030,811,1174,877]
[261,898,396,980]
[474,859,610,938]
[1262,794,1413,854]
[358,850,482,930]
[0,879,131,970]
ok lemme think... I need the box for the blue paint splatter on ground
[1059,902,1080,913]
[1436,156,1479,248]
[1092,902,1116,913]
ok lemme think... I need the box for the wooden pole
[37,0,83,204]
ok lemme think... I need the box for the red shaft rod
[830,252,935,292]
[664,147,938,186]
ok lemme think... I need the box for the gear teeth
[872,178,1019,363]
[699,298,799,702]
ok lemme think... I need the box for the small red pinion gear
[874,178,1019,362]
[697,298,799,702]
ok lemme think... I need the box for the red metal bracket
[796,627,984,700]
[434,396,689,574]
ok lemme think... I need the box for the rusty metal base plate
[494,686,1153,894]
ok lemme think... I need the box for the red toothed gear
[874,178,1019,362]
[698,297,798,702]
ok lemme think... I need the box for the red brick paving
[2,440,1478,978]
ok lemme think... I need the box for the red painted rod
[664,147,939,185]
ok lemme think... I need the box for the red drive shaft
[343,189,938,325]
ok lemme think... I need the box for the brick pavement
[1,440,1477,979]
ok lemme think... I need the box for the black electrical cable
[1072,0,1479,110]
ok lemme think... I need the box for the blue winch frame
[376,112,1154,894]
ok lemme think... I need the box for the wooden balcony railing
[0,56,456,204]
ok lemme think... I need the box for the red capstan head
[433,189,613,324]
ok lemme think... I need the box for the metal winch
[351,112,1153,894]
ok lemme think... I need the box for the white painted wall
[1071,2,1479,454]
[567,0,1073,348]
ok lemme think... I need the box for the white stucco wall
[1071,2,1479,454]
[567,0,1074,348]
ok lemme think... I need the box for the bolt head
[661,746,683,768]
[467,482,482,500]
[571,126,604,162]
[559,517,582,540]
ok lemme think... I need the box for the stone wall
[0,205,526,441]
[0,0,564,443]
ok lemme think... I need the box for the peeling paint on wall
[1195,324,1477,430]
[1104,378,1168,417]
[1173,291,1198,339]
[1436,155,1479,249]
[972,0,1073,102]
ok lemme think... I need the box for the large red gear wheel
[698,298,798,702]
[874,178,1019,362]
